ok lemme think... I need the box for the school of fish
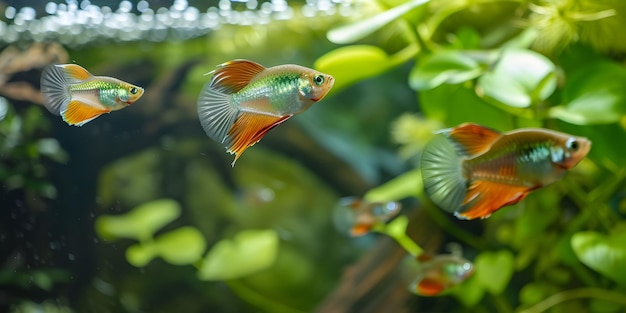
[37,58,592,297]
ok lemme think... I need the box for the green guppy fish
[197,59,335,166]
[40,64,144,126]
[421,123,591,220]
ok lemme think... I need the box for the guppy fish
[408,253,474,296]
[421,123,591,220]
[332,196,401,237]
[40,64,144,126]
[197,59,334,166]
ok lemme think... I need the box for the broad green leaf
[364,168,422,203]
[315,45,393,93]
[327,0,430,44]
[419,83,512,130]
[126,242,158,267]
[476,49,556,108]
[198,229,279,281]
[571,230,626,285]
[155,227,207,265]
[550,61,626,125]
[409,50,485,90]
[95,199,181,241]
[474,250,515,294]
[452,274,485,307]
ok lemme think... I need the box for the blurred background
[1,0,626,312]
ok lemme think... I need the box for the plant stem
[519,288,626,313]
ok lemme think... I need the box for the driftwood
[315,207,444,313]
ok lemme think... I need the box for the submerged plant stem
[519,288,626,313]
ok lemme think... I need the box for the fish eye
[313,75,324,86]
[566,138,580,151]
[130,87,138,94]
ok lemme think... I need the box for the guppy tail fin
[40,64,76,115]
[421,132,468,216]
[197,59,291,166]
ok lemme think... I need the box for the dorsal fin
[446,123,502,156]
[59,64,93,82]
[209,59,266,94]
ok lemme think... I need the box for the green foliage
[317,0,626,311]
[198,229,279,281]
[571,229,626,285]
[95,199,206,267]
[0,99,66,198]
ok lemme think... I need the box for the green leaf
[198,229,279,281]
[95,199,181,241]
[409,50,485,90]
[476,49,556,108]
[452,274,485,307]
[155,227,207,265]
[571,230,626,285]
[550,61,626,125]
[474,250,515,294]
[126,242,158,267]
[419,83,512,130]
[315,45,394,93]
[326,0,430,44]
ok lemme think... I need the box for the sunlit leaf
[571,230,626,285]
[410,50,485,90]
[327,0,430,44]
[126,242,158,267]
[550,61,626,125]
[198,229,279,281]
[155,227,207,265]
[474,250,515,294]
[315,45,394,93]
[476,49,556,108]
[95,199,181,241]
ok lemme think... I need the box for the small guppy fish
[408,253,474,296]
[421,123,591,220]
[197,59,334,166]
[332,196,401,237]
[40,64,144,126]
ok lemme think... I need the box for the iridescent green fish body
[40,64,144,126]
[421,123,591,219]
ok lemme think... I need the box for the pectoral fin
[225,112,291,166]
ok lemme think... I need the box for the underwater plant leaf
[476,49,556,108]
[452,274,485,307]
[474,250,515,294]
[419,83,512,130]
[155,227,207,265]
[571,230,626,285]
[314,45,393,93]
[409,50,484,90]
[126,242,158,267]
[95,199,181,241]
[326,0,430,44]
[198,229,279,281]
[549,61,626,125]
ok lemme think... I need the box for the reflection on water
[0,0,358,45]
